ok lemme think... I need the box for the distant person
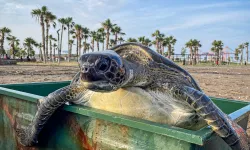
[216,60,219,66]
[27,56,30,61]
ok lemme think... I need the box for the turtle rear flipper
[16,127,38,146]
[179,86,249,150]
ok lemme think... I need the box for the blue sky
[0,0,250,54]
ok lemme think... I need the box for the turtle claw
[16,127,37,147]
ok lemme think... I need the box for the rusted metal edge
[0,86,250,145]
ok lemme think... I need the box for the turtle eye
[95,57,111,73]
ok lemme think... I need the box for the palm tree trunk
[190,47,193,65]
[194,48,197,65]
[241,50,243,65]
[50,40,52,61]
[41,16,46,64]
[92,38,94,52]
[217,51,220,65]
[67,26,70,62]
[59,25,64,64]
[45,22,49,62]
[114,33,118,45]
[79,36,82,56]
[84,38,87,53]
[196,49,199,64]
[11,42,14,59]
[76,33,79,60]
[106,31,110,49]
[53,47,55,63]
[0,32,4,56]
[168,45,171,58]
[69,44,72,60]
[156,40,159,53]
[162,46,164,56]
[97,41,99,51]
[102,42,105,51]
[57,31,60,63]
[39,47,43,61]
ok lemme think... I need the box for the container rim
[0,81,249,145]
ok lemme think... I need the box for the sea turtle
[17,43,248,150]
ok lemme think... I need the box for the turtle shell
[110,42,202,91]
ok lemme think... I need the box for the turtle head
[79,50,126,92]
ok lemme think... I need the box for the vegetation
[102,19,116,49]
[211,40,223,64]
[0,5,249,66]
[31,6,48,63]
[0,27,11,56]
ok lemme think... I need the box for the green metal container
[0,81,249,150]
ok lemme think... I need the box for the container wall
[0,94,197,150]
[0,82,249,150]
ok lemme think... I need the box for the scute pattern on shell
[111,42,202,92]
[113,45,152,65]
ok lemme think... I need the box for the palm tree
[152,30,161,53]
[238,44,245,65]
[58,18,67,64]
[164,36,177,58]
[64,17,74,62]
[48,35,57,60]
[235,48,240,62]
[211,40,224,65]
[127,38,137,42]
[185,39,194,65]
[23,37,37,57]
[85,42,91,53]
[45,11,56,61]
[6,35,19,58]
[68,39,74,59]
[118,37,125,44]
[111,26,125,45]
[138,36,145,44]
[109,39,116,47]
[0,27,11,57]
[192,39,201,64]
[101,19,116,49]
[138,36,152,47]
[90,31,96,52]
[97,28,106,50]
[181,47,187,58]
[74,24,82,58]
[95,33,102,51]
[20,49,27,58]
[37,43,43,61]
[52,43,57,62]
[144,38,152,47]
[31,6,49,63]
[157,33,165,55]
[82,27,90,53]
[245,42,249,64]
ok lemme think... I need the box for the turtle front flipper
[178,86,249,150]
[16,84,86,146]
